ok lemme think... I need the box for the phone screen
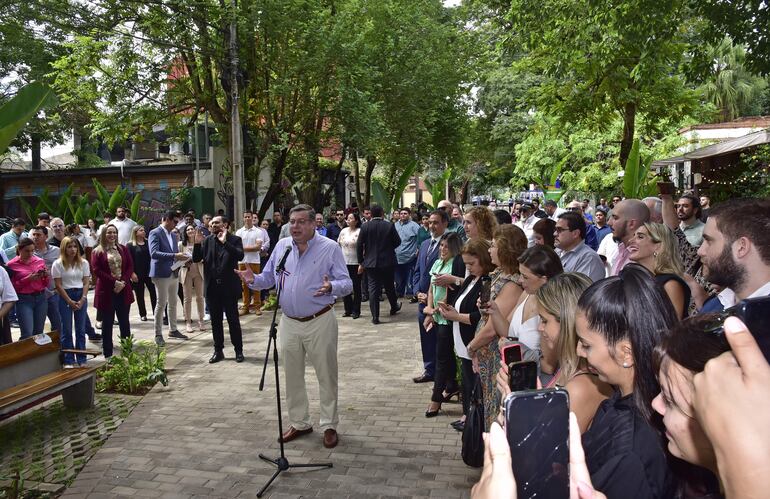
[502,343,522,366]
[504,389,569,499]
[508,360,538,391]
[732,296,770,362]
[479,276,492,306]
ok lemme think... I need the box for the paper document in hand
[171,259,188,272]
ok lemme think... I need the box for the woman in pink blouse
[7,237,49,339]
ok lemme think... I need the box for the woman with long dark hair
[338,212,362,318]
[577,264,678,498]
[127,225,156,322]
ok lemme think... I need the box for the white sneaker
[63,364,76,369]
[203,314,210,321]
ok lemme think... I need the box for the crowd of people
[0,189,769,497]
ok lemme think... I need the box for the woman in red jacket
[91,224,134,358]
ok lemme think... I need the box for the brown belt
[287,304,333,322]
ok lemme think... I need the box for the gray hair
[642,197,663,224]
[289,204,316,221]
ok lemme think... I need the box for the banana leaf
[0,82,57,154]
[623,138,642,199]
[92,179,110,207]
[371,179,392,213]
[18,198,35,224]
[108,186,127,212]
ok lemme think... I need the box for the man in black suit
[356,205,401,324]
[192,215,246,363]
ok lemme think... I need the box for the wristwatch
[455,277,461,286]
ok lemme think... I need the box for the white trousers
[279,310,339,431]
[152,276,179,336]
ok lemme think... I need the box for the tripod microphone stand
[255,248,332,498]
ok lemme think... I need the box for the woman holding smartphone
[423,232,465,417]
[91,224,134,359]
[466,224,528,430]
[179,224,205,332]
[435,239,495,431]
[576,264,677,498]
[7,237,49,339]
[52,237,90,367]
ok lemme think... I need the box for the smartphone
[501,343,522,366]
[729,296,770,362]
[479,276,492,306]
[503,389,570,499]
[656,181,675,196]
[508,360,538,391]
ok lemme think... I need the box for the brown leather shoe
[323,429,338,449]
[278,426,313,444]
[239,308,250,316]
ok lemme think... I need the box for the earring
[622,362,630,368]
[653,252,658,258]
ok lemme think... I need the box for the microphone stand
[255,248,332,498]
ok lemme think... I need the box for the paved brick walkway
[60,299,480,498]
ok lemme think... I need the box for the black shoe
[442,391,460,403]
[169,330,189,340]
[409,296,419,304]
[209,352,225,363]
[425,407,441,418]
[362,296,369,302]
[342,312,352,317]
[235,352,245,363]
[352,313,360,319]
[412,372,434,383]
[372,318,381,325]
[389,302,402,315]
[450,420,465,432]
[88,332,103,341]
[140,316,148,322]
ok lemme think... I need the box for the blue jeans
[16,292,48,339]
[46,293,62,332]
[394,258,417,297]
[58,289,87,365]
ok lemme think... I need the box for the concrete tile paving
[60,300,480,498]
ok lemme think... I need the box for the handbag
[461,374,485,468]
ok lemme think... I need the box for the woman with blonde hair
[627,222,690,318]
[534,273,612,431]
[52,237,91,367]
[466,224,527,430]
[463,206,498,242]
[91,224,134,358]
[179,224,205,332]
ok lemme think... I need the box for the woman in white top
[487,245,563,352]
[338,212,361,318]
[180,225,205,333]
[0,264,18,345]
[52,236,91,367]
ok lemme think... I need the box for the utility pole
[229,0,245,220]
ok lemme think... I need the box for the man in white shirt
[698,198,770,310]
[543,200,566,221]
[112,206,138,246]
[235,210,269,316]
[515,203,539,246]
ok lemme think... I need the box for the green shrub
[97,336,168,394]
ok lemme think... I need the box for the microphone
[276,246,291,273]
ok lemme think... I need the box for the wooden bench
[0,332,101,421]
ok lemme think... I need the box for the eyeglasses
[554,227,573,233]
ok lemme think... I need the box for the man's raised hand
[314,274,332,296]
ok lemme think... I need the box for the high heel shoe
[425,405,441,418]
[442,391,460,403]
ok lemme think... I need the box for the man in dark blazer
[412,209,449,383]
[192,215,246,363]
[356,205,401,324]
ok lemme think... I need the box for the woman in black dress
[127,225,156,321]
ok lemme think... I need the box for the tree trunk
[352,149,363,208]
[364,155,376,207]
[31,134,41,171]
[257,148,288,220]
[619,101,637,169]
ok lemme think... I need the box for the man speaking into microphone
[237,204,352,449]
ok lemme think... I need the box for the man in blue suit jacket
[149,211,188,346]
[412,209,450,383]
